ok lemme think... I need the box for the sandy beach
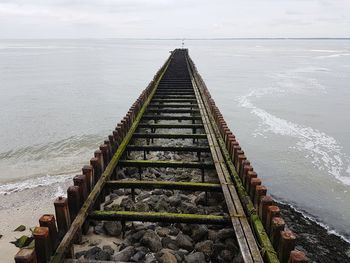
[0,178,72,262]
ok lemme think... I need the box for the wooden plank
[132,133,207,139]
[89,211,231,225]
[106,180,222,192]
[189,58,263,262]
[118,159,215,169]
[126,145,210,152]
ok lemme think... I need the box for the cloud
[0,0,349,38]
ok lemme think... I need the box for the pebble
[160,250,178,263]
[185,252,206,263]
[175,233,194,251]
[112,246,135,261]
[141,230,162,252]
[191,225,208,242]
[194,240,214,259]
[103,221,122,236]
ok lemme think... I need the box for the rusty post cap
[281,230,296,240]
[272,216,285,227]
[54,196,67,206]
[39,214,55,223]
[33,227,49,238]
[82,165,92,172]
[256,185,267,195]
[247,170,257,178]
[73,174,86,183]
[90,157,98,166]
[251,178,262,185]
[289,250,309,263]
[261,195,274,204]
[94,149,102,157]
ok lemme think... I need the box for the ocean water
[0,39,349,241]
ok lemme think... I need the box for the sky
[0,0,349,38]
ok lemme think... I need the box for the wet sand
[0,179,72,262]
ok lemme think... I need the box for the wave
[0,134,105,193]
[0,173,73,195]
[238,67,350,186]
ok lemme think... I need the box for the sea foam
[238,67,350,185]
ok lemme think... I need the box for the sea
[0,39,349,242]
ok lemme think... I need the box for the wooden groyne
[14,49,308,263]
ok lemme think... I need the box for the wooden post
[73,174,88,205]
[90,157,99,185]
[82,165,93,193]
[259,195,273,225]
[266,205,280,234]
[249,178,261,201]
[100,144,109,169]
[67,186,81,221]
[14,248,37,263]
[270,217,285,249]
[39,214,58,252]
[33,227,50,263]
[94,150,104,173]
[254,185,267,208]
[278,230,296,263]
[246,171,257,193]
[54,196,71,240]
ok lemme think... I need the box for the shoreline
[1,179,350,262]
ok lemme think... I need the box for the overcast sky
[0,0,349,38]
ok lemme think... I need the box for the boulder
[175,233,193,251]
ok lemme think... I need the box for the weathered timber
[188,56,279,263]
[106,180,222,192]
[138,123,203,129]
[89,211,231,225]
[132,133,207,139]
[126,145,210,153]
[118,159,215,169]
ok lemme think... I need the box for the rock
[191,225,208,242]
[162,236,178,250]
[94,223,106,235]
[185,252,206,263]
[217,228,234,240]
[194,192,206,206]
[102,245,114,255]
[113,189,124,195]
[120,197,135,211]
[131,230,146,241]
[225,238,238,251]
[168,195,181,206]
[104,221,122,236]
[112,246,135,261]
[220,249,234,261]
[153,189,164,195]
[131,250,147,262]
[173,154,182,161]
[141,230,162,252]
[0,234,2,239]
[85,247,102,260]
[14,225,26,232]
[160,250,177,263]
[175,233,193,251]
[168,227,180,236]
[95,250,110,261]
[154,197,169,212]
[207,230,218,241]
[135,202,150,212]
[195,240,214,259]
[144,252,158,263]
[212,242,226,258]
[157,227,170,237]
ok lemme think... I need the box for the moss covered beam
[89,211,231,225]
[106,180,223,192]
